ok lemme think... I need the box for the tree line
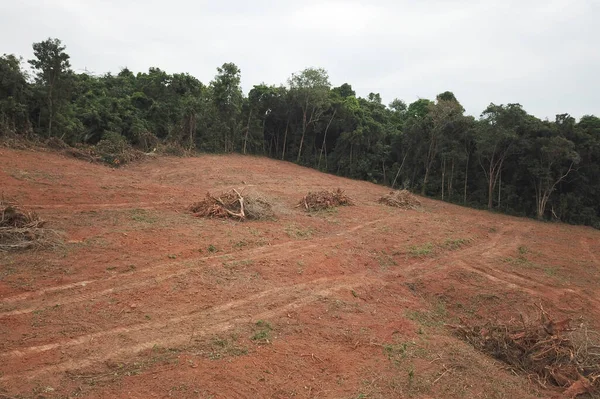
[1,38,599,228]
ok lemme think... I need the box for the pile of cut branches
[0,201,60,251]
[189,189,274,221]
[378,190,421,210]
[299,188,354,211]
[450,308,600,397]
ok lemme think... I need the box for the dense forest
[1,38,599,228]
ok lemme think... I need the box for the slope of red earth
[0,147,599,399]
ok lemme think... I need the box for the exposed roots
[0,201,61,251]
[450,308,600,397]
[189,189,274,221]
[299,188,354,212]
[378,190,421,209]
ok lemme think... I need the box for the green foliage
[1,37,599,229]
[408,243,434,257]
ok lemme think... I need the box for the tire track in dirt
[405,223,600,312]
[400,222,516,277]
[0,273,379,383]
[25,200,179,210]
[581,237,600,266]
[0,217,386,317]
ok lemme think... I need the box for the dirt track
[1,148,599,398]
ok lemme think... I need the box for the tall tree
[210,63,242,152]
[28,38,72,137]
[288,68,330,163]
[476,104,523,209]
[0,54,30,135]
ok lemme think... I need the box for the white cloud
[1,0,598,119]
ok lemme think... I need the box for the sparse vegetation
[251,320,273,344]
[208,335,248,360]
[285,224,314,239]
[444,238,469,250]
[130,209,157,223]
[408,242,434,257]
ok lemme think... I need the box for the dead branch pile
[0,201,60,251]
[189,189,274,221]
[299,188,354,211]
[378,190,421,209]
[450,310,600,397]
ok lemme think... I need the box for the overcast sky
[1,0,598,119]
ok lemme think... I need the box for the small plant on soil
[208,335,248,360]
[408,242,434,257]
[285,224,314,239]
[444,238,469,250]
[251,320,273,344]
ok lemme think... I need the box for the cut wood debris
[298,188,354,211]
[378,190,421,209]
[189,189,274,220]
[0,200,60,251]
[449,308,600,397]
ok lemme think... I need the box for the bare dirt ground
[1,147,599,399]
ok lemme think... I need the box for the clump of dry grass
[189,189,274,221]
[0,200,61,251]
[378,190,421,210]
[450,308,600,397]
[298,188,354,211]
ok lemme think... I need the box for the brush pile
[378,190,421,209]
[299,188,354,211]
[0,201,60,251]
[450,309,600,397]
[189,189,274,221]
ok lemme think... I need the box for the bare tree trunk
[297,109,308,163]
[243,110,252,155]
[487,170,495,209]
[318,109,336,169]
[392,153,408,189]
[382,161,386,185]
[535,162,574,219]
[422,165,431,196]
[189,113,196,149]
[421,134,438,195]
[262,117,267,155]
[497,169,502,208]
[449,158,454,198]
[441,156,446,201]
[463,155,469,204]
[281,119,289,161]
[324,140,328,171]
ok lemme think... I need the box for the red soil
[0,147,599,399]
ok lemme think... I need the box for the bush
[95,132,143,167]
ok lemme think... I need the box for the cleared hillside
[1,148,599,398]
